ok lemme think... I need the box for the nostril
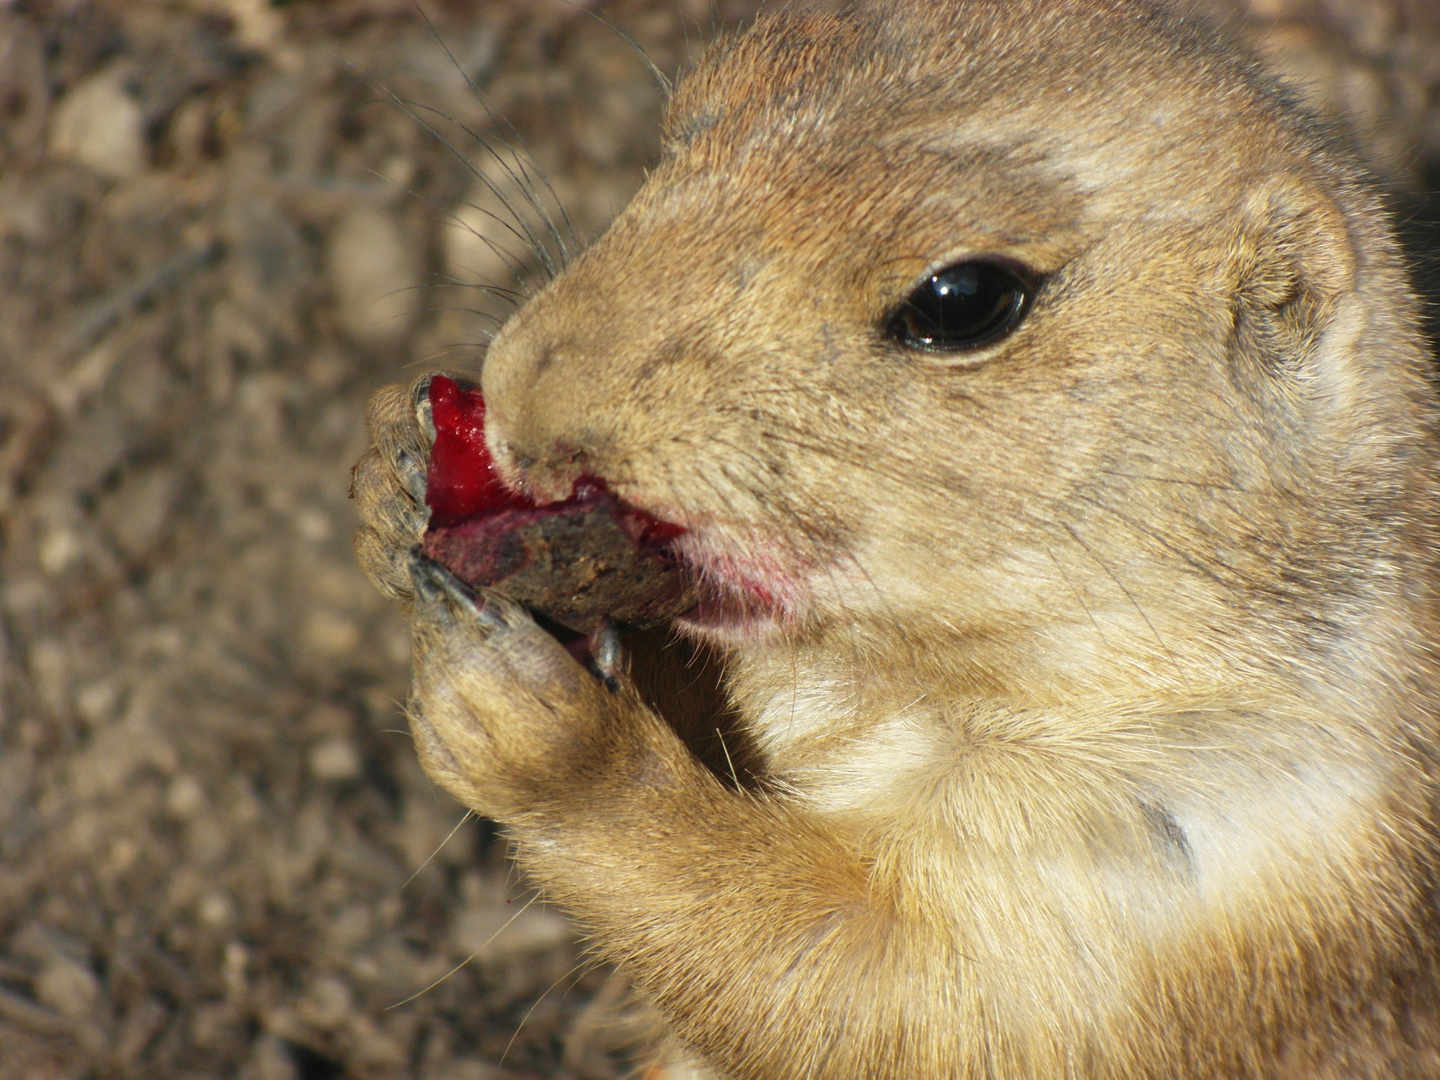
[527,442,593,504]
[553,440,591,468]
[503,443,582,475]
[491,440,592,506]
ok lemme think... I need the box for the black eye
[888,260,1032,352]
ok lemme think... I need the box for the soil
[0,2,1435,1079]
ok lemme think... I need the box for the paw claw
[395,447,428,505]
[411,373,436,443]
[591,617,626,691]
[409,549,484,616]
[475,594,514,631]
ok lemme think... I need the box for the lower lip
[670,560,790,638]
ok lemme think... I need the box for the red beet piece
[421,375,694,632]
[424,375,531,520]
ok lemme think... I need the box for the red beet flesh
[424,375,530,520]
[420,375,693,633]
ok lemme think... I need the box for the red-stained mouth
[670,542,799,639]
[682,580,776,631]
[424,374,684,543]
[421,375,693,632]
[422,374,794,639]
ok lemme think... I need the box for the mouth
[669,540,797,641]
[422,375,695,635]
[421,374,792,642]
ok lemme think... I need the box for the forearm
[387,548,976,1077]
[504,707,960,1080]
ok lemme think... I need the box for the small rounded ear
[1225,175,1356,381]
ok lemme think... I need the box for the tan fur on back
[352,1,1440,1076]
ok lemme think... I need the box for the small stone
[224,942,249,1001]
[0,752,35,829]
[293,507,331,542]
[347,1016,408,1070]
[327,209,420,350]
[108,836,140,875]
[166,774,206,818]
[217,0,286,52]
[424,1060,507,1080]
[191,1000,241,1050]
[114,995,168,1067]
[42,401,129,496]
[139,624,185,659]
[299,975,353,1028]
[185,815,232,867]
[100,465,179,561]
[303,610,361,657]
[38,526,82,575]
[246,1033,301,1080]
[35,956,101,1020]
[49,67,146,181]
[2,576,52,616]
[308,736,362,783]
[0,176,52,244]
[306,702,352,735]
[167,96,213,170]
[74,681,118,727]
[198,892,234,928]
[28,638,69,714]
[326,905,373,951]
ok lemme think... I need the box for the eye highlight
[888,260,1033,352]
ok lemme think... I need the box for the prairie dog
[351,2,1440,1077]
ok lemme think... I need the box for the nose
[480,321,619,504]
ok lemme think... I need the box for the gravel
[0,1,1433,1078]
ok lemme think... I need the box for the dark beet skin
[421,375,694,633]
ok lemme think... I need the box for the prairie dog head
[477,0,1438,703]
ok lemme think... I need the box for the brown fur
[351,2,1440,1076]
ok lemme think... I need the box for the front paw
[350,372,449,610]
[405,551,628,818]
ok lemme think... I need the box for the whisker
[1072,491,1235,587]
[383,174,539,290]
[415,5,583,254]
[406,339,494,372]
[399,98,562,278]
[403,809,475,889]
[429,275,526,306]
[349,72,555,279]
[402,303,507,329]
[384,951,479,1009]
[550,0,674,96]
[1057,519,1181,677]
[500,949,603,1064]
[405,98,569,272]
[1093,467,1249,494]
[1045,543,1109,646]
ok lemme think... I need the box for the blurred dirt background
[0,1,1436,1078]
